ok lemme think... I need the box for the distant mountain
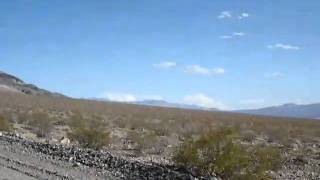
[236,103,320,119]
[0,71,63,97]
[93,98,218,111]
[133,100,218,111]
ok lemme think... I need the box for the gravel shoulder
[0,135,116,180]
[0,133,195,180]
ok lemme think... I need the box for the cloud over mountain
[183,94,227,109]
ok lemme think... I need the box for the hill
[236,103,320,119]
[0,71,63,97]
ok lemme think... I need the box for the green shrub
[67,113,110,149]
[17,112,30,127]
[0,115,11,132]
[173,128,282,179]
[28,111,53,137]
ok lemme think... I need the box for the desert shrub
[0,115,11,132]
[241,129,257,142]
[28,111,53,137]
[173,128,282,179]
[17,112,30,126]
[67,113,110,149]
[1,111,15,123]
[128,130,167,154]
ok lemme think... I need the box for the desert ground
[0,91,319,179]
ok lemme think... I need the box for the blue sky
[0,0,319,110]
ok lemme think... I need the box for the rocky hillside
[0,71,63,97]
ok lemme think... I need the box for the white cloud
[218,11,232,19]
[99,92,165,102]
[267,43,300,50]
[101,92,137,102]
[153,61,177,69]
[240,98,265,105]
[220,35,233,39]
[213,68,225,74]
[185,65,225,76]
[183,94,227,109]
[264,72,284,78]
[218,11,249,20]
[238,13,249,19]
[220,32,245,39]
[232,32,245,36]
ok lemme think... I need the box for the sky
[0,0,319,110]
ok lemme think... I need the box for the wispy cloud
[218,11,249,20]
[267,43,300,50]
[238,13,249,20]
[220,32,245,39]
[185,65,225,76]
[220,35,233,39]
[183,94,227,109]
[217,11,232,19]
[233,32,246,36]
[153,61,177,69]
[264,72,284,78]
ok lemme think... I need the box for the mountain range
[0,71,319,119]
[133,100,218,111]
[235,103,320,119]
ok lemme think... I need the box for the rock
[296,170,304,177]
[60,137,70,145]
[291,143,299,151]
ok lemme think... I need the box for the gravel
[0,133,200,180]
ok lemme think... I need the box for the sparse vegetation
[128,130,168,154]
[28,111,53,137]
[0,91,319,179]
[173,128,282,179]
[67,113,110,149]
[0,115,11,132]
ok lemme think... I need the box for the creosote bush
[67,113,110,149]
[173,128,282,179]
[28,111,53,137]
[0,115,11,132]
[128,130,168,154]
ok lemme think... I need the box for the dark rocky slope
[0,71,63,97]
